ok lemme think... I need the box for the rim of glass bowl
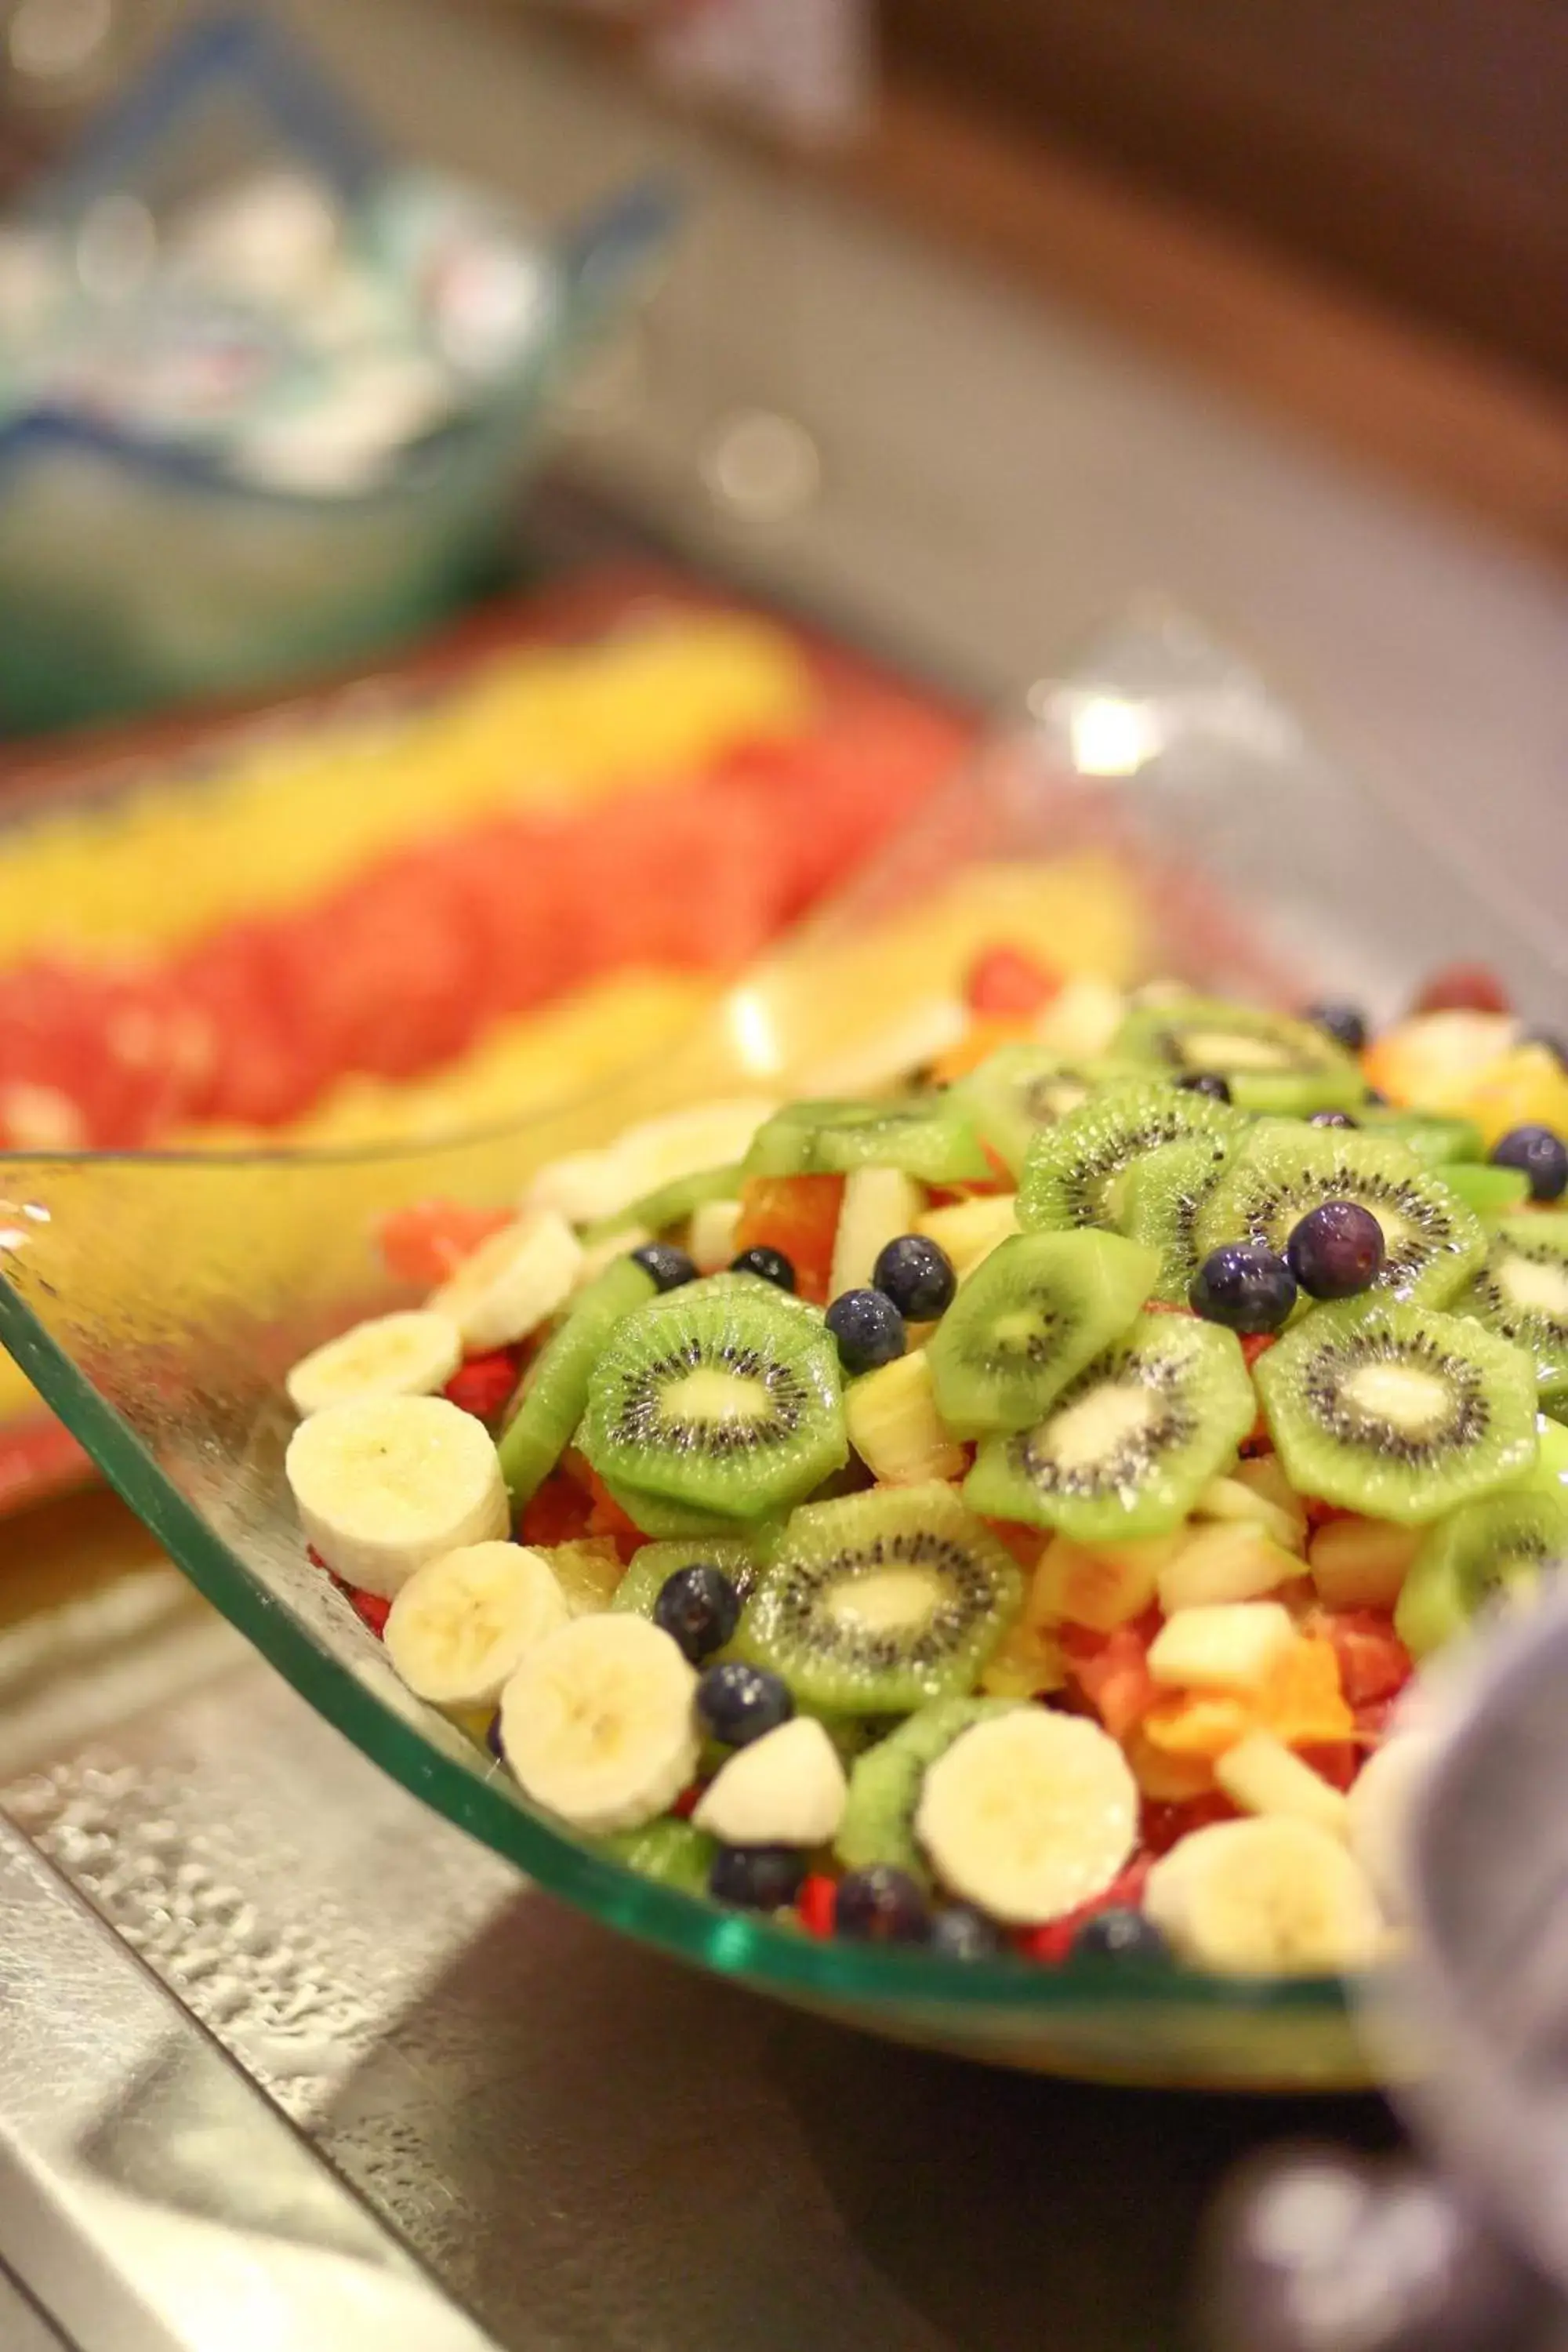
[0,1243,1345,2024]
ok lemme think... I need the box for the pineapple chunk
[1140,1691,1252,1759]
[545,1537,626,1615]
[978,1621,1065,1698]
[829,1167,927,1301]
[917,1193,1020,1282]
[1308,1517,1421,1612]
[1123,1726,1218,1802]
[1031,1532,1180,1632]
[1148,1601,1298,1694]
[1032,975,1127,1058]
[1157,1523,1303,1614]
[844,1350,967,1484]
[689,1196,742,1272]
[1194,1461,1307,1555]
[1216,1732,1349,1838]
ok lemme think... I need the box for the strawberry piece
[377,1199,510,1287]
[1323,1609,1414,1709]
[1297,1740,1360,1792]
[519,1470,593,1548]
[1239,1333,1277,1370]
[583,1468,649,1559]
[798,1874,839,1937]
[1141,1790,1240,1857]
[733,1174,845,1305]
[1059,1611,1160,1741]
[1018,1857,1152,1962]
[671,1784,704,1821]
[966,945,1062,1018]
[444,1348,521,1422]
[1414,962,1512,1016]
[344,1586,390,1639]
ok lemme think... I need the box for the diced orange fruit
[1254,1633,1354,1748]
[732,1174,845,1303]
[1123,1725,1219,1801]
[1141,1691,1253,1760]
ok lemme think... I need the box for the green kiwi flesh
[593,1818,717,1893]
[736,1483,1024,1711]
[583,1163,744,1245]
[1395,1488,1568,1657]
[1441,1163,1532,1215]
[1120,1134,1234,1303]
[1254,1297,1539,1525]
[1113,995,1366,1112]
[611,1535,770,1618]
[745,1096,991,1184]
[1356,1109,1485,1167]
[1454,1213,1568,1402]
[581,1285,846,1518]
[497,1254,658,1505]
[1197,1123,1485,1306]
[1018,1081,1243,1233]
[963,1309,1255,1540]
[926,1229,1160,1436]
[834,1697,1022,1882]
[950,1045,1142,1178]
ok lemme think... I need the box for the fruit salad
[282,959,1568,1980]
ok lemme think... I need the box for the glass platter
[2,612,1561,2092]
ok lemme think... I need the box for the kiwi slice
[582,1283,845,1520]
[835,1697,1021,1882]
[1197,1123,1485,1307]
[1454,1213,1568,1403]
[950,1045,1143,1179]
[1113,995,1365,1113]
[1357,1109,1485,1167]
[1442,1163,1532,1215]
[1395,1489,1568,1658]
[926,1229,1159,1436]
[736,1482,1024,1711]
[599,1476,765,1541]
[658,1269,824,1326]
[583,1163,743,1246]
[593,1818,717,1894]
[1018,1080,1243,1235]
[497,1254,658,1505]
[745,1096,991,1185]
[1255,1296,1539,1526]
[1120,1134,1234,1303]
[964,1310,1254,1540]
[612,1534,769,1617]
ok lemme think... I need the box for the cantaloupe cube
[1140,1691,1253,1759]
[1031,1531,1181,1632]
[1123,1725,1219,1800]
[1308,1517,1421,1612]
[844,1349,967,1485]
[1216,1730,1349,1838]
[1254,1635,1353,1747]
[1147,1601,1298,1693]
[1157,1523,1304,1614]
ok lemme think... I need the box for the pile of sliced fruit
[283,956,1568,1978]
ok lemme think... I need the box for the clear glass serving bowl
[2,614,1560,2091]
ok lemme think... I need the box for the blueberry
[1189,1243,1298,1333]
[730,1245,796,1292]
[1305,1000,1368,1054]
[695,1658,794,1747]
[833,1865,930,1944]
[1308,1109,1358,1129]
[1178,1072,1232,1103]
[1492,1123,1568,1203]
[632,1241,698,1292]
[1071,1907,1172,1963]
[872,1232,956,1320]
[928,1904,1004,1960]
[485,1712,505,1762]
[826,1287,906,1375]
[652,1564,741,1663]
[1285,1200,1385,1300]
[710,1844,807,1910]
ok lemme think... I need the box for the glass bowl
[2,613,1559,2090]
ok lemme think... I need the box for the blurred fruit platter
[0,568,978,1508]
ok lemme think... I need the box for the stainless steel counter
[5,6,1565,2344]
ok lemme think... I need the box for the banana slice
[1345,1733,1439,1922]
[499,1614,699,1834]
[915,1708,1138,1925]
[525,1100,776,1230]
[285,1308,463,1417]
[286,1395,510,1599]
[694,1716,847,1847]
[525,1146,631,1227]
[385,1541,571,1708]
[1144,1817,1383,1975]
[829,1167,926,1301]
[430,1209,583,1351]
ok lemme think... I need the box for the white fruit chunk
[285,1308,463,1417]
[431,1209,583,1350]
[916,1708,1138,1925]
[1156,1523,1302,1614]
[1215,1732,1350,1839]
[829,1166,926,1301]
[1147,1601,1298,1693]
[1145,1817,1382,1975]
[689,1197,742,1272]
[286,1394,510,1599]
[844,1350,967,1484]
[499,1615,699,1834]
[385,1541,571,1708]
[1346,1733,1440,1922]
[694,1716,847,1846]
